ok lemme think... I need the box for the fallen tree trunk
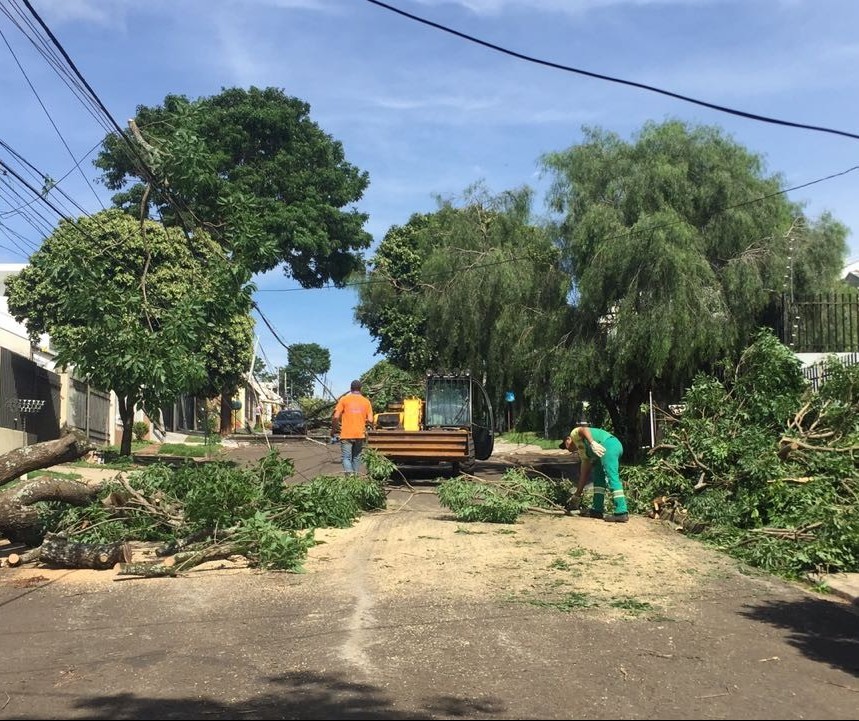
[0,476,107,543]
[115,561,178,578]
[0,429,94,489]
[40,532,131,570]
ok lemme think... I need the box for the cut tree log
[115,561,178,578]
[40,532,131,570]
[0,429,94,489]
[0,476,107,544]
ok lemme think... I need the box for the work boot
[604,513,629,523]
[578,508,604,519]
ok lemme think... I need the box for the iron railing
[779,293,859,353]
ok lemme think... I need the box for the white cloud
[33,0,335,28]
[413,0,721,16]
[34,0,129,25]
[373,93,497,112]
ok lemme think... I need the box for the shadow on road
[739,597,859,677]
[13,670,508,720]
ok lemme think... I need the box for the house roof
[843,258,859,288]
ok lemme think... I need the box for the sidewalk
[817,572,859,606]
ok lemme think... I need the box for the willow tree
[542,120,848,452]
[94,86,372,431]
[355,185,568,419]
[5,210,239,456]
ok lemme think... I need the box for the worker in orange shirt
[332,380,375,475]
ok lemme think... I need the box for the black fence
[0,347,61,443]
[779,293,859,353]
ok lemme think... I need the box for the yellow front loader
[366,372,494,474]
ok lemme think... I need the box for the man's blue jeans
[340,438,365,474]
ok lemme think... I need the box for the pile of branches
[2,449,386,576]
[436,467,572,523]
[625,330,859,578]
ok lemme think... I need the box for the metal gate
[68,378,111,444]
[0,348,61,443]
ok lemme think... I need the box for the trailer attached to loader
[366,372,494,474]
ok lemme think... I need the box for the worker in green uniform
[561,419,629,523]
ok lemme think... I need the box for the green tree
[541,120,848,452]
[355,184,567,418]
[284,343,331,400]
[198,314,255,409]
[359,360,423,412]
[252,356,277,385]
[4,209,235,456]
[94,86,372,430]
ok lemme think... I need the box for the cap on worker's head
[350,379,362,392]
[558,440,567,450]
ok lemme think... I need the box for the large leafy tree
[4,209,238,456]
[355,185,567,417]
[94,86,372,429]
[283,342,331,400]
[359,360,423,413]
[542,120,848,452]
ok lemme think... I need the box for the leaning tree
[95,86,373,431]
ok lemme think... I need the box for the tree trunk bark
[220,391,233,435]
[40,532,131,570]
[623,389,647,462]
[115,561,178,578]
[0,430,93,489]
[0,476,106,543]
[118,396,135,458]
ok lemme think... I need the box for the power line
[0,24,105,210]
[0,159,70,220]
[18,0,204,236]
[254,161,859,293]
[0,0,112,134]
[364,0,859,142]
[251,301,339,402]
[0,137,97,218]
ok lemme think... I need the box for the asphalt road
[1,438,857,720]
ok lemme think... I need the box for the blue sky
[2,0,858,399]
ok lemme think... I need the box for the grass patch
[33,468,83,481]
[498,431,563,450]
[609,597,654,614]
[454,526,487,535]
[181,434,222,446]
[527,591,598,612]
[156,443,216,458]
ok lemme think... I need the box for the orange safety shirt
[333,392,374,440]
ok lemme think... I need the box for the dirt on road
[1,438,857,720]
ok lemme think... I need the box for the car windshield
[276,410,303,420]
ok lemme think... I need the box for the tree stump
[40,533,131,570]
